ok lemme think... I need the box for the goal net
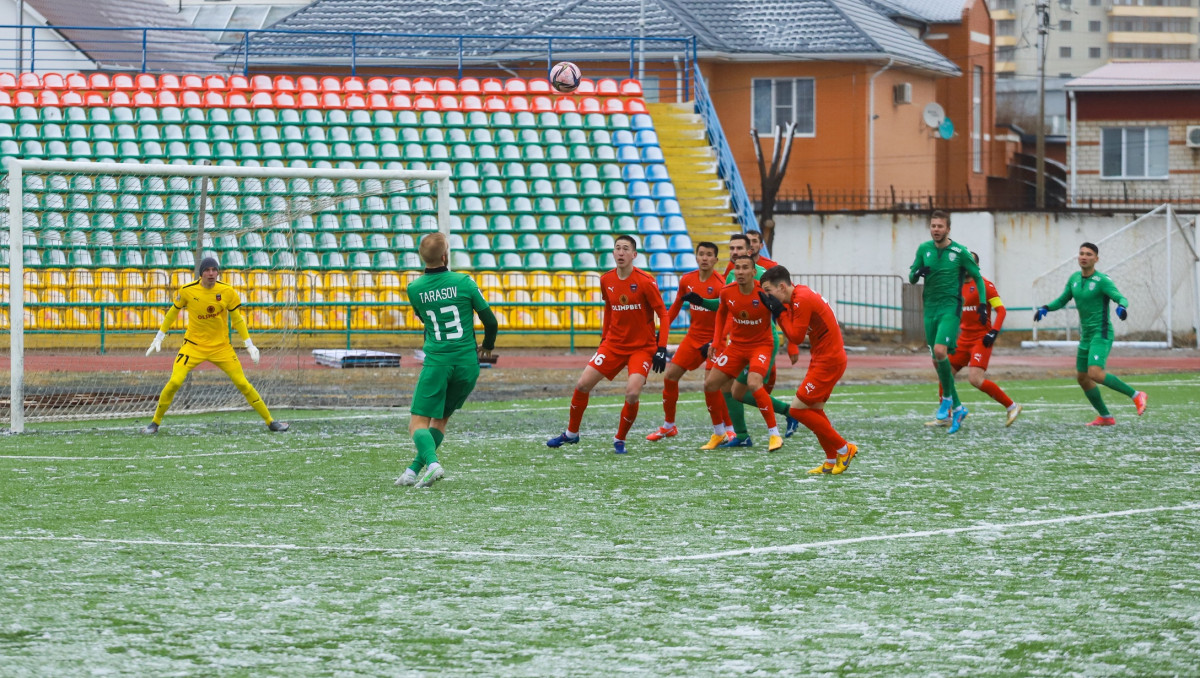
[2,159,451,432]
[1029,205,1200,349]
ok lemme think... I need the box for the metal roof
[1066,61,1200,91]
[867,0,968,23]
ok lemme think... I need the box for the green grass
[2,374,1199,675]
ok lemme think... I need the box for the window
[1089,0,1100,5]
[1059,19,1072,31]
[1101,127,1169,179]
[972,66,983,174]
[1112,17,1191,31]
[1060,46,1072,58]
[752,78,815,135]
[1113,0,1190,6]
[1090,47,1102,58]
[997,19,1016,36]
[1110,44,1191,58]
[998,46,1016,61]
[1089,20,1102,31]
[995,0,1015,8]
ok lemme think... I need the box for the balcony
[1109,5,1199,17]
[1108,31,1199,43]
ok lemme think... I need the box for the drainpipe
[1068,89,1077,207]
[673,55,682,103]
[868,59,895,209]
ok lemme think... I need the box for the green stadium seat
[372,251,397,269]
[573,252,599,270]
[320,252,346,270]
[514,214,538,232]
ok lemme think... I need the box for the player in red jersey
[547,234,669,454]
[645,241,734,448]
[721,229,777,277]
[759,265,858,475]
[702,255,785,452]
[927,252,1022,428]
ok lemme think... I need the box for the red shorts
[671,335,710,372]
[950,336,992,371]
[795,357,847,405]
[588,342,655,381]
[712,342,773,379]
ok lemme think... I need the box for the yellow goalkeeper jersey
[171,280,243,354]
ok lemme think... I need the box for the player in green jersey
[1034,242,1148,426]
[909,210,987,434]
[395,233,498,488]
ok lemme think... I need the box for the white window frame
[1100,126,1170,180]
[751,78,816,138]
[972,66,983,174]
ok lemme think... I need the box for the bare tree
[749,121,798,250]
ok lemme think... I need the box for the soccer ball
[549,62,582,93]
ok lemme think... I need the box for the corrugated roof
[1066,61,1200,91]
[867,0,966,23]
[25,0,220,71]
[239,0,959,75]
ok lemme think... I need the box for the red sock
[616,400,639,441]
[752,387,776,429]
[978,380,1014,408]
[567,389,589,434]
[789,407,846,459]
[704,390,726,426]
[662,379,680,425]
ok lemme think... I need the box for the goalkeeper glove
[913,266,931,280]
[977,303,989,326]
[982,329,999,348]
[651,347,668,374]
[244,338,260,365]
[698,342,710,360]
[681,291,705,306]
[1033,306,1049,322]
[1115,305,1128,321]
[145,330,166,356]
[758,291,785,319]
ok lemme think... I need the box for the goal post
[1027,204,1200,350]
[3,159,452,433]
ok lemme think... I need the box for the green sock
[724,391,748,438]
[738,392,790,416]
[1102,373,1137,398]
[431,428,445,449]
[935,358,960,408]
[1084,386,1110,416]
[411,428,438,472]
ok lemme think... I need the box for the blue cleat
[785,415,800,438]
[613,440,627,454]
[546,432,580,448]
[947,406,969,434]
[935,397,953,421]
[718,435,753,448]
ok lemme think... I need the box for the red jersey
[712,281,774,346]
[960,277,1006,336]
[600,267,668,352]
[777,285,845,361]
[665,269,722,341]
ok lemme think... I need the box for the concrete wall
[773,210,1199,332]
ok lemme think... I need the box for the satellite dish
[938,118,955,140]
[923,103,946,129]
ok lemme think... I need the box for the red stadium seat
[413,95,436,110]
[530,95,554,112]
[228,91,250,107]
[18,72,40,89]
[459,78,481,94]
[202,91,225,107]
[437,94,459,111]
[0,91,10,105]
[249,91,273,108]
[344,76,366,93]
[228,74,250,91]
[481,78,503,94]
[297,75,319,92]
[575,79,597,95]
[578,96,602,113]
[319,76,341,93]
[483,96,506,112]
[132,91,154,106]
[64,73,87,90]
[112,73,135,90]
[435,78,457,93]
[180,74,204,90]
[319,92,342,109]
[250,74,274,92]
[553,97,578,113]
[366,77,389,93]
[203,74,227,91]
[528,78,552,94]
[135,73,157,90]
[159,73,182,91]
[273,75,297,92]
[460,94,483,111]
[155,91,179,107]
[41,72,66,90]
[0,72,17,90]
[297,91,319,108]
[84,92,107,106]
[506,95,530,112]
[87,73,112,91]
[273,92,297,108]
[36,90,60,106]
[367,93,389,109]
[602,98,625,113]
[60,91,84,106]
[109,90,132,105]
[13,90,35,105]
[390,77,412,93]
[503,79,527,93]
[389,93,413,110]
[412,77,435,94]
[626,98,647,113]
[180,90,202,107]
[344,93,367,109]
[619,79,644,96]
[596,78,619,95]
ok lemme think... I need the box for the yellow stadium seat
[247,309,273,330]
[512,309,535,328]
[353,290,377,303]
[535,308,561,329]
[587,308,604,329]
[552,271,579,291]
[224,271,247,289]
[169,270,193,289]
[532,290,555,303]
[22,270,43,290]
[275,271,298,290]
[324,271,350,293]
[506,290,532,303]
[274,309,302,330]
[44,269,69,288]
[32,309,63,329]
[401,271,422,288]
[94,289,118,303]
[106,308,142,330]
[0,310,8,329]
[145,288,170,304]
[477,271,503,290]
[566,308,588,328]
[557,290,582,303]
[297,270,321,291]
[378,290,404,302]
[299,289,325,303]
[307,309,329,330]
[349,270,375,290]
[247,289,272,304]
[504,272,529,290]
[484,290,504,304]
[69,268,94,288]
[22,290,39,304]
[245,270,273,290]
[119,269,146,289]
[145,269,170,289]
[351,309,379,329]
[376,271,403,292]
[378,309,407,329]
[579,271,601,289]
[66,309,97,330]
[42,288,67,303]
[328,307,348,327]
[490,309,509,329]
[69,288,94,304]
[583,289,603,303]
[122,289,146,303]
[275,288,300,304]
[329,290,352,303]
[528,270,552,291]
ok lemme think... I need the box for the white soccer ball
[550,62,582,94]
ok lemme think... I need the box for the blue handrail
[692,62,756,235]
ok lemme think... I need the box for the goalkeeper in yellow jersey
[141,257,289,434]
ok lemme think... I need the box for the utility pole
[1035,0,1050,209]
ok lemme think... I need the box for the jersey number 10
[425,305,464,341]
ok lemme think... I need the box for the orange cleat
[1086,416,1117,427]
[1133,391,1148,416]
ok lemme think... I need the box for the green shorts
[410,362,480,419]
[924,310,961,354]
[1076,335,1113,372]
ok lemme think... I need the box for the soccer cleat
[767,434,783,452]
[613,440,627,455]
[947,406,969,434]
[1005,404,1023,427]
[924,417,950,428]
[784,415,800,438]
[394,469,417,486]
[718,435,753,448]
[808,462,835,474]
[140,422,159,435]
[546,432,580,448]
[415,462,444,487]
[724,430,737,442]
[1086,415,1116,427]
[267,420,290,432]
[700,434,726,450]
[646,425,677,441]
[1133,391,1147,416]
[935,397,953,421]
[831,443,859,474]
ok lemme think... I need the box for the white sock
[1007,403,1018,411]
[566,430,578,438]
[836,444,848,455]
[713,423,726,435]
[663,421,675,429]
[768,426,780,437]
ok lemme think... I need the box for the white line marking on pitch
[659,503,1200,562]
[1,503,1195,564]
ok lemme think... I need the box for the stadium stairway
[644,102,739,248]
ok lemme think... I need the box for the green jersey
[1046,270,1128,340]
[909,240,985,314]
[408,268,495,366]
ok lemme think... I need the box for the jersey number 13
[425,305,464,341]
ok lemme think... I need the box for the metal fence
[791,274,905,333]
[761,187,1200,213]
